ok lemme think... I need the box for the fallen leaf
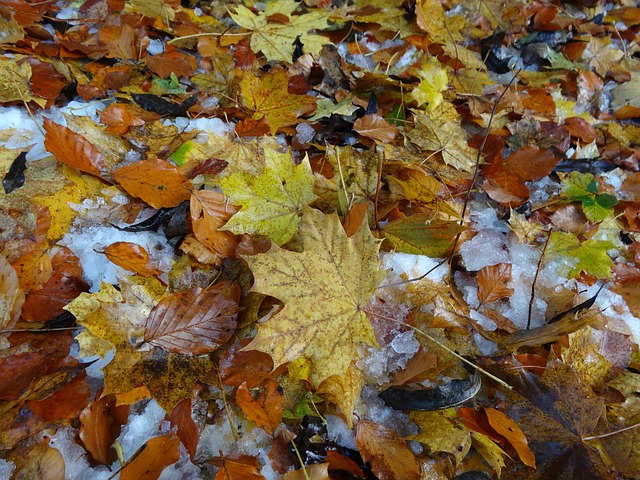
[145,282,240,356]
[281,463,330,480]
[79,393,127,465]
[168,398,199,461]
[355,420,421,480]
[28,371,91,422]
[353,114,397,143]
[119,433,181,480]
[214,456,266,480]
[146,45,198,78]
[220,147,317,246]
[240,68,317,134]
[316,364,364,429]
[477,263,514,305]
[383,216,466,258]
[243,208,384,386]
[43,118,104,176]
[112,157,191,209]
[18,441,65,480]
[408,409,472,465]
[0,254,25,339]
[230,0,331,62]
[103,242,162,277]
[485,407,536,468]
[236,379,284,436]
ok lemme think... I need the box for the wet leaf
[485,407,536,468]
[353,114,397,143]
[145,282,240,355]
[383,216,466,258]
[3,151,27,193]
[17,441,65,480]
[168,398,199,461]
[409,409,472,465]
[43,118,104,177]
[79,393,127,465]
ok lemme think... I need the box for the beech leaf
[243,207,384,386]
[112,157,191,209]
[477,263,514,305]
[485,407,536,468]
[145,282,240,355]
[353,114,398,143]
[236,379,284,436]
[103,242,162,277]
[119,433,181,480]
[43,118,104,176]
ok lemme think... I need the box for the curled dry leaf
[355,420,421,480]
[236,379,284,436]
[477,263,514,305]
[112,157,191,209]
[103,241,162,277]
[353,114,398,143]
[190,189,240,258]
[43,118,104,176]
[145,282,240,355]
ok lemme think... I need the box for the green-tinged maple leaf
[243,208,384,386]
[230,0,331,62]
[220,146,317,246]
[240,68,317,134]
[547,231,615,279]
[561,172,617,223]
[611,71,640,111]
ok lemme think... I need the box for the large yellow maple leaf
[243,208,384,386]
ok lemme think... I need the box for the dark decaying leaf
[131,93,197,116]
[380,371,481,411]
[145,282,240,355]
[3,151,27,194]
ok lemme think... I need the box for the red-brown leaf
[79,394,122,465]
[112,157,191,209]
[119,433,181,480]
[355,420,421,480]
[43,118,104,176]
[477,263,514,305]
[168,398,199,461]
[28,370,91,422]
[353,114,397,143]
[214,456,266,480]
[236,379,284,436]
[103,241,162,277]
[145,282,240,355]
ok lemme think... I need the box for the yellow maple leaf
[240,68,317,134]
[411,57,449,112]
[220,146,317,246]
[243,207,384,386]
[230,0,331,62]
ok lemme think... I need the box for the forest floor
[1,0,640,479]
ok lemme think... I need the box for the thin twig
[583,421,640,441]
[527,232,551,329]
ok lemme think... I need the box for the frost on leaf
[221,147,317,246]
[243,208,384,386]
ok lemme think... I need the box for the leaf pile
[1,0,640,479]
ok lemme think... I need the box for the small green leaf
[383,216,467,258]
[561,172,617,222]
[547,231,614,279]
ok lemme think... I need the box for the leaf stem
[583,421,640,441]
